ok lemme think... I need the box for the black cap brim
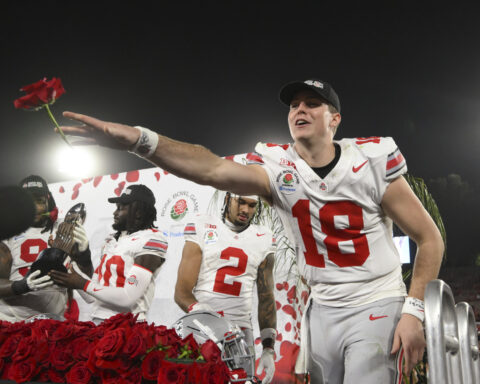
[108,196,134,204]
[279,80,341,112]
[279,82,320,106]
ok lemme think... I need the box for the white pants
[308,297,404,384]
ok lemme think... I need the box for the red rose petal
[281,304,297,320]
[111,174,119,180]
[93,176,103,187]
[114,182,126,196]
[126,170,139,182]
[154,172,161,181]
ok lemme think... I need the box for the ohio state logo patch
[276,170,299,194]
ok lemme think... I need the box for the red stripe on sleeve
[386,153,405,171]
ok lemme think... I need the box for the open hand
[58,111,141,150]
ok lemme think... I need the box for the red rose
[141,349,166,381]
[66,361,92,384]
[154,327,181,347]
[100,369,121,384]
[204,361,231,384]
[173,199,187,215]
[50,321,75,342]
[95,328,129,359]
[7,357,38,383]
[122,366,142,384]
[1,361,12,379]
[72,338,94,361]
[48,367,66,383]
[157,360,188,384]
[12,336,34,362]
[32,318,62,338]
[49,206,59,223]
[14,77,65,110]
[100,313,136,331]
[50,343,74,371]
[186,362,205,384]
[0,335,20,359]
[122,327,148,359]
[200,340,222,363]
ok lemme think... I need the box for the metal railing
[425,279,480,383]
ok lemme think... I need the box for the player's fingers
[34,275,52,284]
[28,270,41,278]
[36,281,54,289]
[62,111,107,130]
[390,332,401,354]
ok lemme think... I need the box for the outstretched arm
[174,241,204,312]
[382,176,444,375]
[60,112,272,199]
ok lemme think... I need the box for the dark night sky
[1,1,479,265]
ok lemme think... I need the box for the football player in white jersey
[0,175,68,321]
[58,78,444,383]
[50,184,168,323]
[175,192,277,383]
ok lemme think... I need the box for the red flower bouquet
[0,313,234,384]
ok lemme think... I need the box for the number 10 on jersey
[292,200,370,268]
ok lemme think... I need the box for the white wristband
[260,327,277,342]
[401,297,425,322]
[129,126,159,158]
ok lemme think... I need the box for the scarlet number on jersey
[96,254,126,287]
[19,238,48,276]
[292,200,370,268]
[213,247,248,296]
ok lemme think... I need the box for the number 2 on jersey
[213,247,248,296]
[292,200,370,268]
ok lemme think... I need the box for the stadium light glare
[55,146,96,178]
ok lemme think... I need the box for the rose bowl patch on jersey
[276,170,299,194]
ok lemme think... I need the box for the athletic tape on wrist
[401,297,425,322]
[260,328,277,342]
[129,126,159,158]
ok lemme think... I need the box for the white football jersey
[90,228,168,321]
[184,214,276,329]
[250,137,408,307]
[0,225,68,321]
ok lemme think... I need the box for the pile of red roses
[0,313,231,384]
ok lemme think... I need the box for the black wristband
[11,279,30,295]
